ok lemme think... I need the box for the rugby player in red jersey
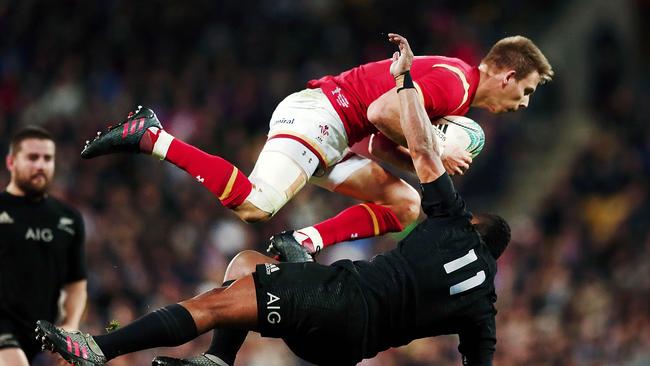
[81,35,552,259]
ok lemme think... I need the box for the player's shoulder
[413,55,473,70]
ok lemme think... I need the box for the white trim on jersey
[431,64,471,114]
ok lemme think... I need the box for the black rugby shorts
[252,261,365,365]
[0,317,40,360]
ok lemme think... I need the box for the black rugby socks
[94,304,198,360]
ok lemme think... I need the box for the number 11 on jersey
[444,249,486,295]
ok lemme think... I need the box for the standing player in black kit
[35,34,510,366]
[0,127,87,365]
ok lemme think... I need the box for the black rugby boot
[35,320,107,366]
[81,105,162,159]
[266,231,315,263]
[152,354,230,366]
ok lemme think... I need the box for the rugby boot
[266,231,315,263]
[152,354,230,366]
[35,320,107,366]
[81,105,162,159]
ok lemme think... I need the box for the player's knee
[225,250,272,281]
[238,210,272,223]
[234,203,273,223]
[391,187,421,227]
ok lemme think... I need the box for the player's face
[489,70,541,114]
[7,139,55,197]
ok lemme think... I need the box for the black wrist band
[397,71,415,93]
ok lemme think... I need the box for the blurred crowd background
[1,0,649,365]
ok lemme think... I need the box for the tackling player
[37,33,510,366]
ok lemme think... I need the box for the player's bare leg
[0,348,29,366]
[181,251,275,331]
[153,251,277,366]
[179,276,258,332]
[332,160,421,227]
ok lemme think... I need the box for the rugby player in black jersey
[0,126,87,365]
[35,33,510,366]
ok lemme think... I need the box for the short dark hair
[473,213,511,259]
[8,126,54,156]
[482,36,554,84]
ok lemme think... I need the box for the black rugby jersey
[336,173,497,365]
[0,191,86,334]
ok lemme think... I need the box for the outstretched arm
[388,33,446,184]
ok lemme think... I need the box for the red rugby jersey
[307,56,480,146]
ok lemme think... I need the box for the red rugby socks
[143,129,252,208]
[294,203,403,253]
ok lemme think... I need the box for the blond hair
[482,36,554,84]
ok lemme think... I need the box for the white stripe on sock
[152,130,174,160]
[294,226,324,252]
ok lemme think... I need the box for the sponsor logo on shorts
[275,117,294,125]
[301,150,314,165]
[266,292,282,324]
[319,124,329,137]
[265,263,280,275]
[0,333,19,347]
[316,124,330,143]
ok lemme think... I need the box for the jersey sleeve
[65,209,87,283]
[420,172,467,217]
[415,67,467,117]
[458,315,496,366]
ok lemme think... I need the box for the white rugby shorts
[267,88,350,170]
[264,88,372,190]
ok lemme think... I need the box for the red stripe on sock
[122,123,129,138]
[313,203,403,247]
[165,138,252,208]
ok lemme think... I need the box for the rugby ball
[431,115,485,158]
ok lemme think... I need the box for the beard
[15,172,51,198]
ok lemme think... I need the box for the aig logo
[25,227,53,242]
[266,292,281,324]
